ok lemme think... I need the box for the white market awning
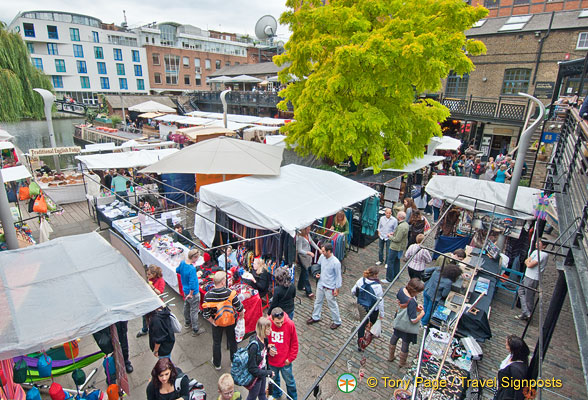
[128,100,176,113]
[1,165,31,183]
[427,136,462,154]
[207,76,231,83]
[0,142,15,151]
[0,232,163,359]
[76,148,178,169]
[155,114,186,123]
[228,75,262,83]
[379,155,445,173]
[194,164,378,246]
[0,129,14,141]
[425,175,540,220]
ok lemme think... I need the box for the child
[217,373,242,400]
[147,265,165,295]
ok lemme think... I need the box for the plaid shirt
[405,244,432,272]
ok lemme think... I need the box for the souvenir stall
[0,232,164,399]
[1,141,20,167]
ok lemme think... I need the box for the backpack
[356,278,378,309]
[474,163,484,175]
[202,290,237,327]
[231,339,261,386]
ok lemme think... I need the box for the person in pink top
[268,308,299,400]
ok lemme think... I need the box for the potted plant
[537,144,547,161]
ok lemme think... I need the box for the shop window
[445,72,469,98]
[501,68,531,95]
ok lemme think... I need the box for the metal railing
[439,94,529,123]
[190,90,292,110]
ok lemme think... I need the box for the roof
[104,95,176,110]
[209,62,286,77]
[467,10,588,36]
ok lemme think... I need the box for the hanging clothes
[361,196,379,235]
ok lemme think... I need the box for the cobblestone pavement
[49,216,586,400]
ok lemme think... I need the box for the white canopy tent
[0,129,14,141]
[0,141,15,151]
[264,134,287,147]
[0,232,163,359]
[128,100,176,113]
[195,164,378,246]
[1,165,31,183]
[75,148,178,170]
[425,175,540,220]
[206,119,253,131]
[207,75,231,83]
[427,136,462,154]
[228,75,262,83]
[140,137,284,176]
[377,155,446,173]
[155,114,187,123]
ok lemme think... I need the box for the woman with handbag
[246,317,275,400]
[351,266,384,352]
[296,226,321,298]
[389,278,425,367]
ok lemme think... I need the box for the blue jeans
[378,238,389,264]
[433,207,440,222]
[386,249,402,282]
[297,259,312,295]
[288,311,294,320]
[269,364,297,400]
[422,293,434,326]
[312,286,341,325]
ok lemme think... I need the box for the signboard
[534,82,555,99]
[541,131,559,144]
[29,146,81,157]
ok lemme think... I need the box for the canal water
[0,117,84,170]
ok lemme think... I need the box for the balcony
[439,94,529,125]
[190,91,291,110]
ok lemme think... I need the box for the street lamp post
[33,88,61,173]
[220,89,231,129]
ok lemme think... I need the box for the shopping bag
[33,194,48,214]
[370,320,382,337]
[46,196,58,212]
[19,186,30,200]
[235,317,245,343]
[29,181,41,197]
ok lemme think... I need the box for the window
[235,62,240,65]
[92,31,99,43]
[205,59,211,70]
[184,75,190,85]
[513,0,529,4]
[154,73,162,84]
[132,50,140,62]
[137,78,145,90]
[55,59,66,72]
[100,77,110,89]
[24,23,35,37]
[26,43,34,54]
[152,53,160,65]
[134,65,142,76]
[119,78,128,90]
[484,0,499,8]
[69,28,80,41]
[32,58,43,71]
[116,63,125,75]
[94,46,104,59]
[215,60,221,70]
[51,76,63,89]
[113,48,123,61]
[194,58,201,70]
[47,43,58,55]
[80,76,90,89]
[97,62,107,74]
[164,54,180,85]
[183,56,190,67]
[47,25,59,39]
[577,33,588,50]
[77,60,87,73]
[499,15,532,31]
[195,73,201,86]
[225,61,230,67]
[445,72,469,98]
[73,44,84,58]
[501,68,531,95]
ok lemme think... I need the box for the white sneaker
[381,279,389,284]
[211,358,221,370]
[375,261,382,266]
[384,264,388,268]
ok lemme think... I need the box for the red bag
[33,194,48,214]
[19,186,30,200]
[49,382,66,400]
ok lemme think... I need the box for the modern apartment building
[8,11,150,104]
[133,23,250,93]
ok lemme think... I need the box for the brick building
[471,0,588,18]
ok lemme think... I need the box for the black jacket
[495,361,528,400]
[146,368,190,400]
[242,270,270,299]
[270,284,296,314]
[148,307,175,357]
[247,337,272,378]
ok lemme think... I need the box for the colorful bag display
[13,359,28,383]
[28,182,41,197]
[37,354,52,378]
[19,186,30,201]
[49,382,66,400]
[72,368,86,386]
[46,196,58,212]
[26,386,42,400]
[63,341,79,359]
[106,384,119,400]
[33,195,48,214]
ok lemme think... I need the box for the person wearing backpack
[471,158,484,179]
[148,306,176,360]
[246,317,274,400]
[203,271,244,370]
[351,267,384,352]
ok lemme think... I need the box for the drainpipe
[220,89,231,129]
[532,12,554,85]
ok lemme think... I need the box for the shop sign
[533,82,554,99]
[29,146,81,157]
[541,132,559,144]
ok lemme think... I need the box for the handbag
[29,181,41,197]
[33,194,48,214]
[370,319,382,337]
[19,186,30,200]
[393,308,420,335]
[169,312,182,333]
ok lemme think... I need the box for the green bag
[72,368,86,386]
[29,181,41,197]
[392,308,420,335]
[46,196,58,212]
[13,359,29,383]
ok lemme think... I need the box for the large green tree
[275,0,487,171]
[0,24,53,122]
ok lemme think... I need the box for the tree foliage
[0,26,53,122]
[275,0,487,172]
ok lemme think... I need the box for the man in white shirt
[516,240,548,321]
[307,243,343,329]
[376,208,397,267]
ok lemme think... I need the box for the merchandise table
[138,237,189,294]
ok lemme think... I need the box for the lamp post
[220,89,231,129]
[33,88,61,173]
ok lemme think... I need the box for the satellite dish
[255,15,278,40]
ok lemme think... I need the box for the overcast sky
[1,1,290,40]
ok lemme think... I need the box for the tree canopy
[0,26,53,122]
[275,0,487,172]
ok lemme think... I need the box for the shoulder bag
[393,308,420,335]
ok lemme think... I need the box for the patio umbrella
[139,136,284,175]
[128,100,176,113]
[228,75,262,83]
[208,76,231,83]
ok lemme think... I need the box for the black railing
[190,91,291,110]
[440,94,529,123]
